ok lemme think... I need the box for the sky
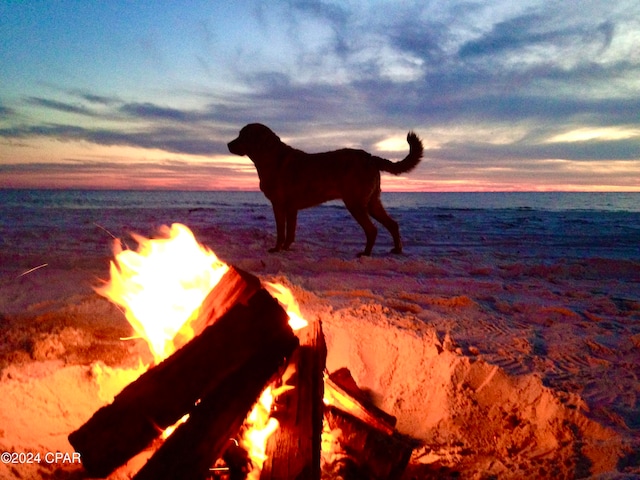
[1,0,639,192]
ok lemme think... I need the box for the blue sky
[1,0,639,191]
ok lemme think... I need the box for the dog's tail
[374,131,424,175]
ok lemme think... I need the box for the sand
[0,198,639,479]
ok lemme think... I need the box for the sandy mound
[315,298,628,479]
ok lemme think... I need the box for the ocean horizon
[2,188,640,213]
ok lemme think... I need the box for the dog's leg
[270,205,287,252]
[283,209,298,250]
[345,202,377,256]
[368,197,403,254]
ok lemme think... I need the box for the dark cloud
[434,137,640,164]
[54,87,121,106]
[26,97,96,116]
[80,93,119,105]
[0,123,227,156]
[597,21,616,51]
[289,0,349,27]
[5,70,639,165]
[459,14,550,58]
[458,15,614,59]
[523,59,636,86]
[0,104,15,118]
[120,102,196,122]
[445,95,640,125]
[388,11,447,64]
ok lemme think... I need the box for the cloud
[0,123,228,156]
[459,14,553,58]
[457,12,614,59]
[433,136,640,163]
[79,93,119,105]
[120,102,196,122]
[26,97,96,116]
[0,104,15,118]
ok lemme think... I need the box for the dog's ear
[241,124,284,159]
[243,123,277,140]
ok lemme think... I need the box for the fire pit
[68,224,414,480]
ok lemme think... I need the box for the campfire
[68,224,414,479]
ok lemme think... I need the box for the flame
[95,223,310,466]
[264,281,308,331]
[321,423,345,467]
[240,387,280,479]
[161,413,190,440]
[95,223,229,363]
[239,282,307,477]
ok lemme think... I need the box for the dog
[228,123,423,256]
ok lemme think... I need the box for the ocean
[1,189,639,269]
[1,189,639,212]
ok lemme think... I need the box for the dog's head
[227,123,283,161]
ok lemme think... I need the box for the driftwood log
[69,272,297,478]
[259,318,327,480]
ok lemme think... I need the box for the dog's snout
[227,138,244,156]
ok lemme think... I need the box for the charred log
[324,368,396,436]
[322,369,416,480]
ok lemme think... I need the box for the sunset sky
[1,0,639,191]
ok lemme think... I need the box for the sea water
[1,190,639,266]
[1,189,639,212]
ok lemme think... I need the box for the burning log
[69,273,298,478]
[172,266,261,350]
[322,369,416,480]
[260,318,327,480]
[324,368,397,436]
[133,349,290,480]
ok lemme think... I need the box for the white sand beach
[0,191,639,479]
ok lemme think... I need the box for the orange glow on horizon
[2,137,639,192]
[3,170,640,192]
[0,172,262,191]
